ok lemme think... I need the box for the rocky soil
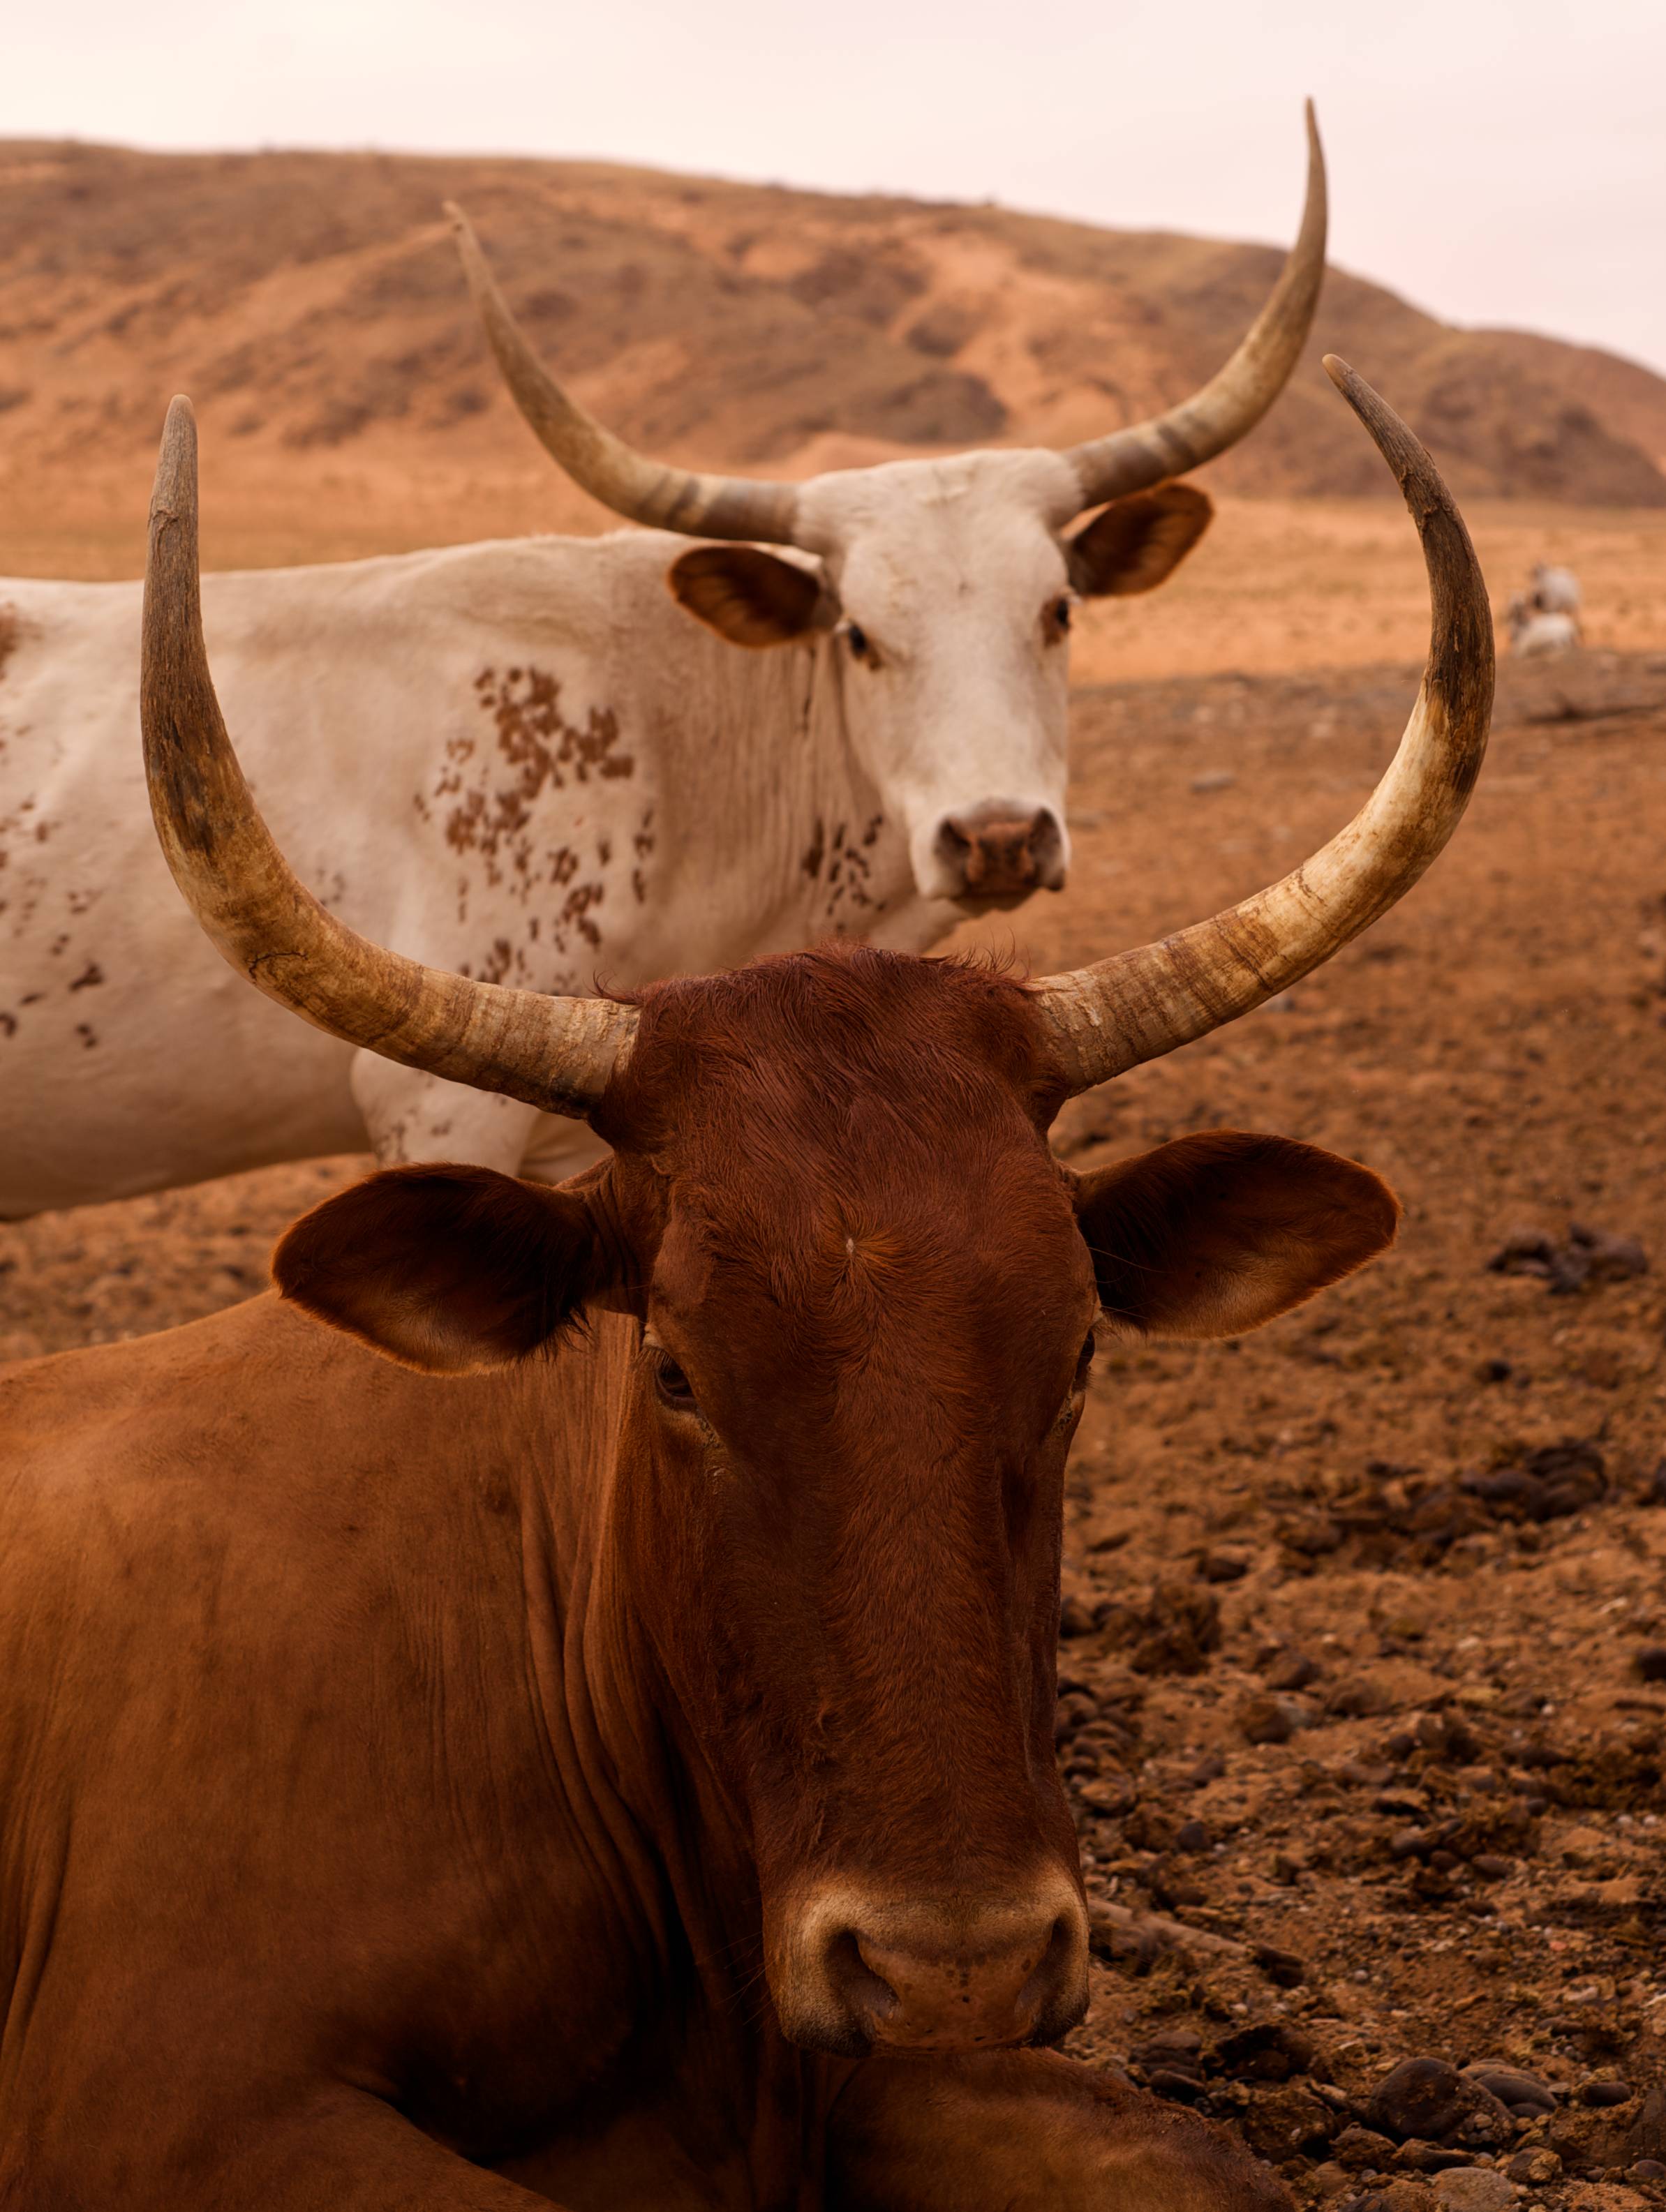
[4,647,1666,2206]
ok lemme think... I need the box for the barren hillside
[2,137,1664,554]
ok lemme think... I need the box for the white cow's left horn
[1035,357,1493,1093]
[1055,103,1328,516]
[140,397,638,1119]
[446,203,802,546]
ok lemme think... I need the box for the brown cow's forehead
[601,946,1089,1380]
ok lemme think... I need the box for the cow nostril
[826,1927,900,2026]
[1018,1912,1077,2014]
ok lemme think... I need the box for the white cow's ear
[667,545,835,647]
[1074,1130,1398,1340]
[1064,484,1213,599]
[273,1165,614,1373]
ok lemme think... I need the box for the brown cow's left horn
[1035,357,1492,1092]
[446,203,802,546]
[140,397,637,1119]
[1054,103,1327,516]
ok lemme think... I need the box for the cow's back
[0,535,695,1213]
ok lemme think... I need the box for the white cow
[1531,562,1582,617]
[0,115,1326,1218]
[1505,591,1580,657]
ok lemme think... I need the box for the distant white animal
[0,118,1328,1219]
[1505,592,1580,657]
[1531,562,1582,618]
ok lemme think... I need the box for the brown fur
[1,946,1394,2206]
[668,544,827,645]
[1066,484,1214,598]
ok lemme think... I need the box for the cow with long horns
[0,114,1326,1218]
[0,356,1490,2207]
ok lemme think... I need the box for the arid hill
[3,137,1665,532]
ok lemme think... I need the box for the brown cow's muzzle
[772,1875,1089,2056]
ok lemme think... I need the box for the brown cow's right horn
[1034,358,1493,1093]
[446,202,802,546]
[140,396,637,1119]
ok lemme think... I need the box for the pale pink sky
[8,0,1664,375]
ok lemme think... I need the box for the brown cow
[0,357,1491,2208]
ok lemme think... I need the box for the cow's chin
[948,885,1054,918]
[764,1874,1091,2059]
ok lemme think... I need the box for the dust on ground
[5,648,1666,2209]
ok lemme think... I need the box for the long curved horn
[1036,357,1492,1093]
[1057,104,1328,516]
[140,397,637,1119]
[445,203,801,546]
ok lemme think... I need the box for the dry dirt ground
[5,645,1666,2209]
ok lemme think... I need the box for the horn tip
[152,395,200,518]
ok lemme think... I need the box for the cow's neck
[515,1322,839,2202]
[629,618,937,966]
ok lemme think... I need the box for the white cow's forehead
[794,447,1083,553]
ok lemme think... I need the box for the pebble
[1430,2172,1518,2211]
[1198,1544,1252,1583]
[1237,1691,1299,1745]
[1263,1643,1321,1692]
[1365,2058,1512,2149]
[1503,2146,1561,2184]
[1465,2065,1557,2117]
[1213,2020,1314,2083]
[1334,2123,1399,2169]
[1582,2078,1634,2107]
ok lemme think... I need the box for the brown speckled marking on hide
[819,817,877,917]
[74,1023,97,1050]
[0,606,17,684]
[429,668,633,910]
[632,808,655,904]
[69,962,104,992]
[801,818,826,879]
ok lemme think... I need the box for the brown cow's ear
[1065,484,1213,599]
[667,545,831,646]
[273,1164,611,1373]
[1075,1130,1399,1340]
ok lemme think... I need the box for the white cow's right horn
[446,203,802,546]
[140,397,638,1120]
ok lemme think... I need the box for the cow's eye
[1073,1331,1096,1387]
[655,1354,698,1411]
[1050,595,1073,635]
[845,622,871,661]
